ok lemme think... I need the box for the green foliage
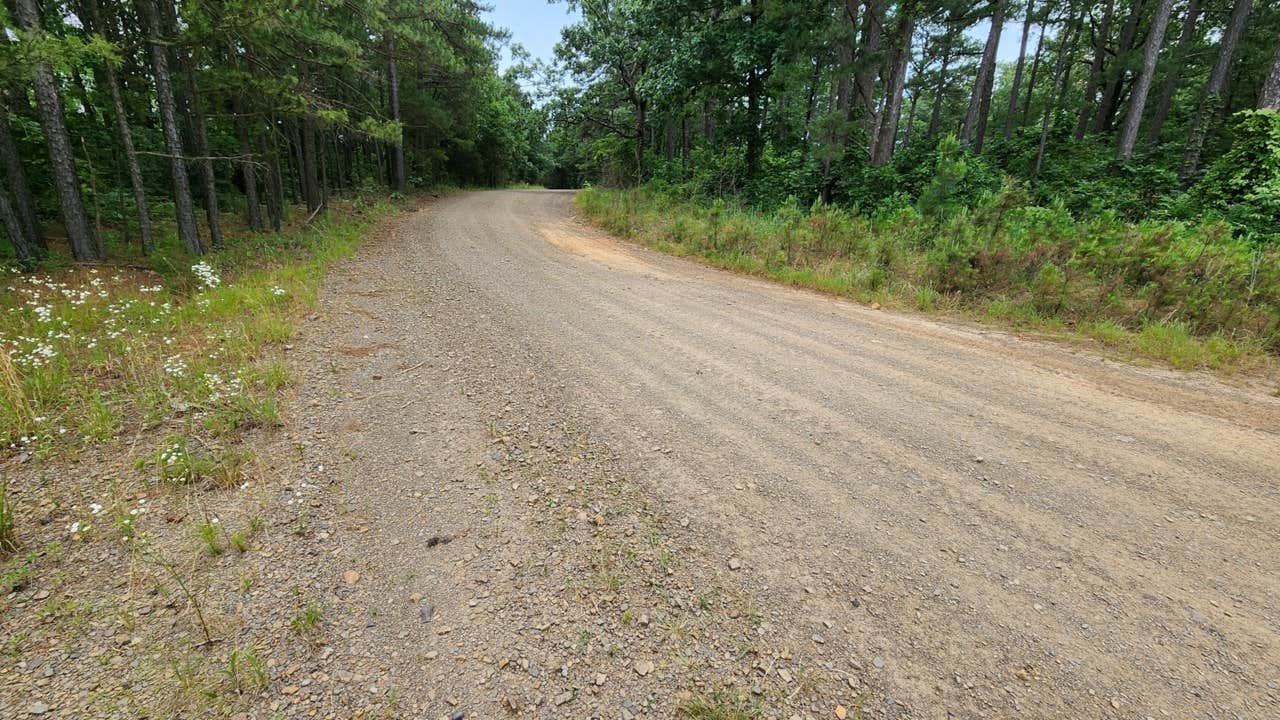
[580,186,1280,370]
[916,135,975,220]
[679,690,763,720]
[1194,110,1280,243]
[0,478,16,555]
[290,602,324,643]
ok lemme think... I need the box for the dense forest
[0,0,547,265]
[545,0,1280,364]
[547,0,1280,244]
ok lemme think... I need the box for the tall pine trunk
[138,0,201,254]
[871,14,914,166]
[823,0,860,202]
[302,115,323,214]
[853,0,885,131]
[1021,12,1047,125]
[1182,0,1253,179]
[1034,10,1084,184]
[83,0,153,253]
[178,50,223,247]
[0,98,45,257]
[1004,0,1036,139]
[1147,0,1202,143]
[386,32,406,192]
[0,181,32,265]
[13,0,100,262]
[927,41,952,139]
[1117,0,1174,159]
[1094,0,1143,134]
[1261,44,1280,109]
[232,97,262,231]
[961,0,1004,152]
[1076,0,1116,138]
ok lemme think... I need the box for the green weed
[291,602,324,644]
[0,479,16,554]
[679,690,762,719]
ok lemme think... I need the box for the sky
[484,1,1037,73]
[485,0,580,71]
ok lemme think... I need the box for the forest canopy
[0,0,549,265]
[544,0,1280,244]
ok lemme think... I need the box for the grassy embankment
[578,187,1280,378]
[0,196,399,546]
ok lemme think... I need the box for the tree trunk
[1021,11,1047,125]
[180,61,222,248]
[835,0,859,118]
[0,179,33,265]
[138,0,201,254]
[635,97,647,184]
[0,98,45,256]
[12,0,100,262]
[83,0,153,253]
[1146,0,1201,142]
[823,0,860,202]
[1094,0,1143,133]
[1261,43,1280,109]
[1182,0,1252,178]
[228,42,262,232]
[1004,0,1036,139]
[1117,0,1174,159]
[871,14,915,165]
[1076,0,1116,138]
[853,0,885,130]
[1034,10,1084,184]
[902,86,920,151]
[386,32,406,192]
[302,115,322,214]
[927,43,952,139]
[961,0,1004,152]
[232,101,262,231]
[262,123,283,231]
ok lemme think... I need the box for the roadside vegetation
[549,0,1280,376]
[0,197,392,465]
[0,0,548,712]
[579,177,1278,373]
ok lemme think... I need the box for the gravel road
[305,189,1280,719]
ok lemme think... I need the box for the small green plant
[229,532,249,554]
[150,437,214,484]
[196,521,223,556]
[1,553,33,593]
[143,549,216,645]
[291,601,324,643]
[222,646,269,694]
[115,513,137,541]
[3,631,27,657]
[0,479,17,555]
[292,508,310,536]
[679,690,762,719]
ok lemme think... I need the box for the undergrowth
[578,187,1279,376]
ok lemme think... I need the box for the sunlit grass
[578,188,1275,377]
[0,198,395,458]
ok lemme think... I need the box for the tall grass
[0,197,396,458]
[578,187,1279,374]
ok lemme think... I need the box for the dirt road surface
[293,190,1280,720]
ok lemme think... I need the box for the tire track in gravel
[384,190,1280,720]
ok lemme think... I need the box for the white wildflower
[191,261,221,290]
